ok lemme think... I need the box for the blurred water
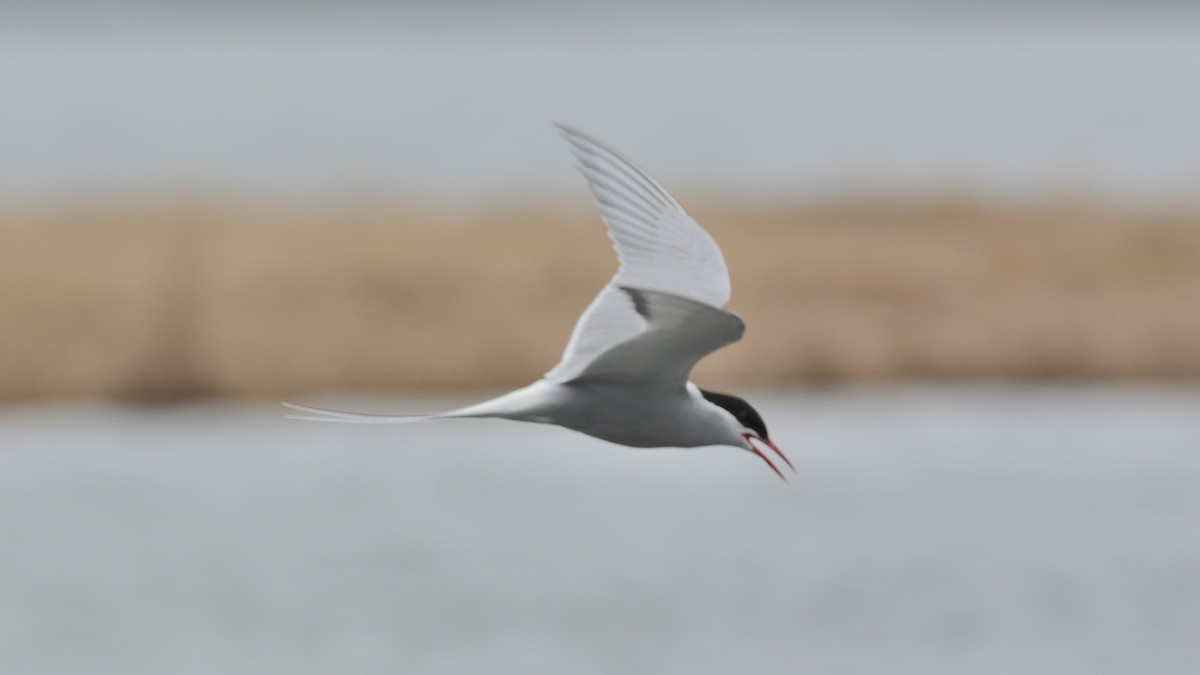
[1,385,1197,674]
[1,5,1198,202]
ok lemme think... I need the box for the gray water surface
[1,385,1198,674]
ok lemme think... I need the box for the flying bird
[285,124,793,480]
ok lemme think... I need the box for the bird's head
[700,389,794,481]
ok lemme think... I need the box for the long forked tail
[284,383,544,424]
[281,402,437,424]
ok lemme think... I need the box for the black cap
[699,389,768,439]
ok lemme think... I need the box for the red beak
[743,433,795,482]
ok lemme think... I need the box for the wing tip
[552,120,582,136]
[554,122,607,157]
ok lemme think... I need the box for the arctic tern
[285,124,793,480]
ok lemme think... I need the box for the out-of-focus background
[2,2,1198,674]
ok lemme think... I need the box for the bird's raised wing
[544,124,733,383]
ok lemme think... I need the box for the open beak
[743,433,795,482]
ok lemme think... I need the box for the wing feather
[573,288,744,391]
[544,124,734,383]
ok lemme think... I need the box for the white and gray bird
[285,124,793,480]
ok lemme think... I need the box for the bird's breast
[540,381,735,449]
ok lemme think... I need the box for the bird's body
[433,379,745,450]
[287,124,793,479]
